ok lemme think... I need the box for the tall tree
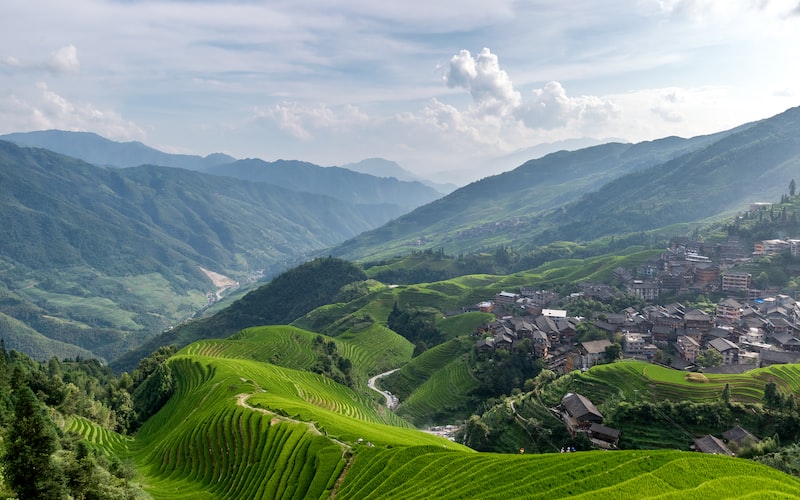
[791,178,797,197]
[2,386,64,499]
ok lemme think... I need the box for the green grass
[335,323,414,375]
[382,337,474,400]
[565,360,800,406]
[337,447,800,499]
[437,312,493,339]
[68,338,800,498]
[126,344,468,498]
[66,416,134,456]
[21,287,143,330]
[397,356,480,425]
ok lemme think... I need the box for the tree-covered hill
[111,257,367,372]
[0,129,235,170]
[541,105,800,243]
[330,107,800,262]
[0,141,398,362]
[206,158,443,212]
[330,124,745,261]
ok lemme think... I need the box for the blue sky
[2,0,800,183]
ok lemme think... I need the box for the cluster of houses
[628,294,800,371]
[611,232,800,302]
[692,426,760,456]
[473,282,800,375]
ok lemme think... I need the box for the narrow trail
[327,453,356,500]
[236,391,354,498]
[234,392,351,452]
[234,371,403,498]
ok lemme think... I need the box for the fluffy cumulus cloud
[0,83,144,140]
[442,48,616,133]
[517,81,617,130]
[444,48,520,116]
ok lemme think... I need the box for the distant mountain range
[206,158,443,211]
[0,130,451,202]
[329,116,762,261]
[0,130,236,170]
[0,139,436,361]
[331,107,800,261]
[339,158,458,194]
[4,105,800,364]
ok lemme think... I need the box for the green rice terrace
[64,331,800,498]
[561,360,800,405]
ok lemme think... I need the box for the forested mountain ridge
[541,105,800,242]
[0,129,235,170]
[111,257,368,372]
[205,158,443,211]
[2,129,445,213]
[330,122,751,261]
[0,141,401,362]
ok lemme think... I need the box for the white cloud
[442,48,617,133]
[255,102,369,140]
[46,45,80,74]
[517,81,617,130]
[2,44,80,75]
[444,48,520,116]
[0,83,144,141]
[2,56,23,68]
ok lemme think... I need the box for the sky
[2,0,800,184]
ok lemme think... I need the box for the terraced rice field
[437,312,493,339]
[67,416,133,455]
[76,334,800,498]
[398,357,480,424]
[337,447,800,499]
[335,323,414,374]
[383,337,473,399]
[569,360,800,406]
[129,345,469,499]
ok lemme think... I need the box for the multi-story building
[684,308,714,333]
[716,298,743,322]
[693,264,720,286]
[627,280,660,301]
[622,332,651,355]
[722,271,751,292]
[676,335,700,363]
[789,239,800,257]
[753,239,789,256]
[708,338,740,365]
[494,291,518,307]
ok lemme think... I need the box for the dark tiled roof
[693,435,734,456]
[722,426,759,445]
[562,393,603,422]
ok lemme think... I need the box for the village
[470,229,800,454]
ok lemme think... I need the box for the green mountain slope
[2,130,443,215]
[330,126,743,261]
[111,257,368,372]
[0,129,235,170]
[68,338,800,499]
[0,142,398,361]
[207,158,443,212]
[543,105,800,242]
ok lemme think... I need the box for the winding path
[367,368,400,410]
